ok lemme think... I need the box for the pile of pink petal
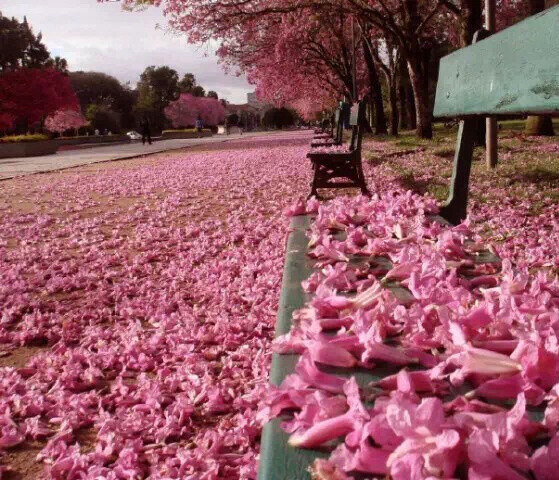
[260,192,559,480]
[310,139,337,147]
[359,137,559,270]
[308,145,351,154]
[0,134,313,479]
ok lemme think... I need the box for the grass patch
[427,183,449,202]
[498,118,559,131]
[433,147,455,158]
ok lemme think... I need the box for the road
[0,133,260,180]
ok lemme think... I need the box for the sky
[0,0,254,104]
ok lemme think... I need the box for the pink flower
[288,378,368,448]
[532,432,559,480]
[386,397,462,479]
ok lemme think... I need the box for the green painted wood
[433,5,559,118]
[258,215,323,480]
[259,213,503,479]
[258,216,397,480]
[438,118,479,225]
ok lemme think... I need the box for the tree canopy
[100,0,534,138]
[165,94,225,127]
[0,12,67,72]
[0,68,79,131]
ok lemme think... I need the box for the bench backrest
[349,101,366,152]
[434,4,559,118]
[334,104,344,143]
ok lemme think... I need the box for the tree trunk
[363,42,388,134]
[525,0,555,135]
[368,96,375,130]
[406,84,416,130]
[459,0,482,47]
[398,60,409,130]
[402,0,432,138]
[389,79,399,136]
[525,115,555,136]
[399,82,408,130]
[459,0,485,144]
[407,58,433,139]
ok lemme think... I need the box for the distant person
[94,129,99,136]
[195,116,203,137]
[224,118,230,136]
[140,116,152,145]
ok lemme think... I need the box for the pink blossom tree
[100,0,533,138]
[45,109,88,134]
[164,94,225,128]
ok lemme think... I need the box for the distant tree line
[0,12,226,135]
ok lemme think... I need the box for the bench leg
[439,118,479,225]
[356,158,370,196]
[308,162,320,199]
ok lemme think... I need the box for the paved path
[0,134,261,180]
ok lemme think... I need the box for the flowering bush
[164,94,225,128]
[45,109,88,134]
[0,134,49,143]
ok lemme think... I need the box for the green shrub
[0,134,49,143]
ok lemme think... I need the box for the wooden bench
[434,5,559,225]
[307,101,369,198]
[257,10,559,478]
[257,214,501,479]
[310,103,347,147]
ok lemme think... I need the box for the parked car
[127,131,142,141]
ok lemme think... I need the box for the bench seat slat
[434,5,559,118]
[258,216,323,480]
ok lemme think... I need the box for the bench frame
[307,101,369,198]
[311,103,347,147]
[434,7,559,224]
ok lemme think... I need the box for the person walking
[195,116,203,137]
[140,116,152,145]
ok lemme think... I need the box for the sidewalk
[0,134,253,180]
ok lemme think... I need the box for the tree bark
[525,115,555,136]
[458,0,485,144]
[362,42,388,134]
[525,0,555,135]
[402,0,433,138]
[407,57,433,139]
[459,0,482,47]
[406,84,416,130]
[398,61,409,130]
[389,79,399,135]
[399,82,408,130]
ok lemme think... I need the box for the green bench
[311,102,347,147]
[257,9,559,479]
[307,101,369,198]
[434,5,559,225]
[257,215,501,479]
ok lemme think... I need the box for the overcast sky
[0,0,253,104]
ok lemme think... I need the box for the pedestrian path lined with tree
[0,0,558,478]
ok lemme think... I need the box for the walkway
[0,133,262,180]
